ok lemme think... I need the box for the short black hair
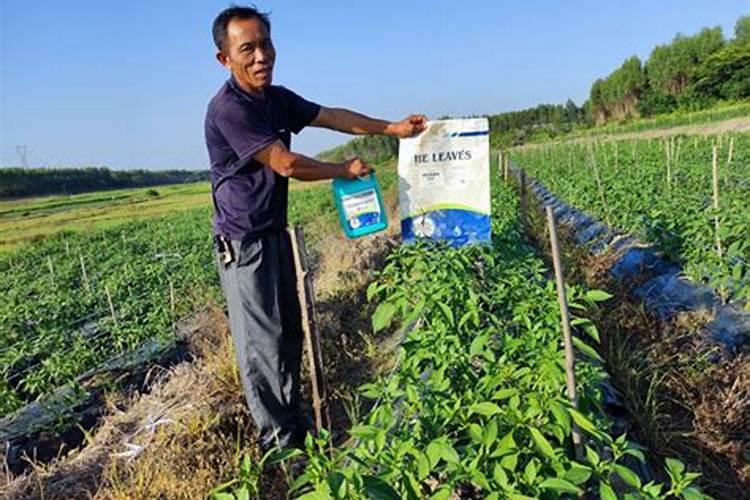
[212,5,271,51]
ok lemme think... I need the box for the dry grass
[1,305,258,500]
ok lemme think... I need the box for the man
[205,5,426,451]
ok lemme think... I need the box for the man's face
[217,17,275,94]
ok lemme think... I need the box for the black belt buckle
[214,235,234,266]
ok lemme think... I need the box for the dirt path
[515,116,750,150]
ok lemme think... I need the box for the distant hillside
[0,167,210,199]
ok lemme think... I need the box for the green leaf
[437,302,455,326]
[563,463,592,485]
[264,447,303,466]
[492,388,518,400]
[613,464,642,489]
[599,481,617,500]
[362,475,400,500]
[493,464,509,487]
[549,401,572,435]
[482,419,498,448]
[417,451,431,481]
[297,491,333,500]
[585,289,613,302]
[573,336,604,362]
[366,281,383,302]
[539,478,581,494]
[468,423,483,444]
[430,487,452,500]
[469,334,488,357]
[349,425,380,441]
[440,442,460,464]
[470,402,501,417]
[569,408,602,438]
[372,303,396,333]
[665,457,685,477]
[529,427,557,460]
[426,440,443,468]
[211,493,235,500]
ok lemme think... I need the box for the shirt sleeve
[278,86,322,134]
[214,101,278,163]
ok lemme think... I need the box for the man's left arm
[312,107,427,139]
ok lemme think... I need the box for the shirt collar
[228,75,267,102]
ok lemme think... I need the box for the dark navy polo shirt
[204,78,321,240]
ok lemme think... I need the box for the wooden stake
[545,206,584,461]
[665,139,672,187]
[726,137,734,167]
[105,286,117,326]
[503,151,510,183]
[47,256,54,280]
[587,145,609,223]
[712,145,723,260]
[497,150,503,177]
[169,280,176,314]
[614,141,618,170]
[519,168,528,227]
[287,226,330,434]
[79,253,90,292]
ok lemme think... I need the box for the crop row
[514,134,749,305]
[0,182,342,417]
[269,183,706,499]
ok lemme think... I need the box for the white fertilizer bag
[398,118,491,246]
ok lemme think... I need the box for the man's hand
[386,114,428,138]
[341,157,371,179]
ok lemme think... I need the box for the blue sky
[1,0,748,169]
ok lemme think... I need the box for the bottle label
[341,189,381,230]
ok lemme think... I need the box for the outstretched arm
[252,140,370,182]
[311,107,427,138]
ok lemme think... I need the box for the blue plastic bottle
[332,173,388,238]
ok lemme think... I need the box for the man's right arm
[253,140,370,181]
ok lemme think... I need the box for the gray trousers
[216,231,305,449]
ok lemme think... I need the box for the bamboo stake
[712,145,723,260]
[79,253,90,292]
[47,256,54,280]
[105,286,117,326]
[503,151,510,183]
[497,150,503,177]
[614,141,618,170]
[519,168,528,227]
[587,145,609,223]
[665,140,672,187]
[546,206,584,460]
[726,137,734,167]
[288,226,331,435]
[169,280,176,314]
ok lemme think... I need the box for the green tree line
[590,15,750,123]
[319,15,750,158]
[0,167,210,199]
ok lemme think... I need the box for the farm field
[270,182,706,499]
[0,179,325,255]
[514,133,750,306]
[0,168,378,417]
[567,102,750,140]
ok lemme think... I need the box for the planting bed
[510,158,749,498]
[274,182,707,499]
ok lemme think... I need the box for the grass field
[0,178,337,255]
